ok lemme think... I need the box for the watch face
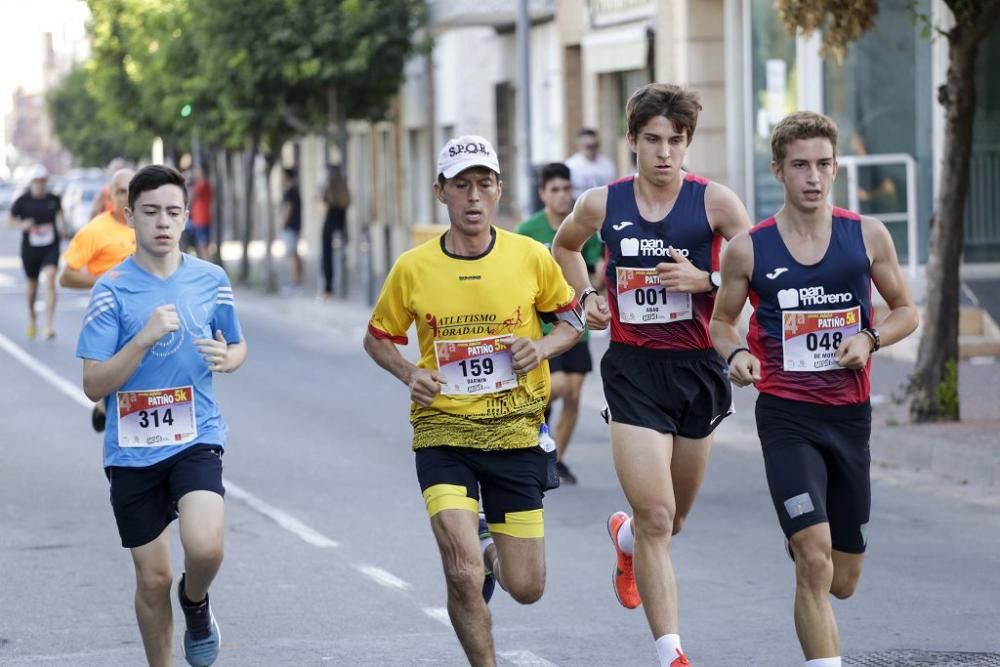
[710,271,722,288]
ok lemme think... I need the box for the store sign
[589,0,654,27]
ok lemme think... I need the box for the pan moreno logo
[777,286,853,309]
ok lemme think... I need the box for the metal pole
[905,156,918,277]
[516,0,533,218]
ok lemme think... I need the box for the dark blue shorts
[755,394,871,554]
[548,340,593,375]
[106,444,225,549]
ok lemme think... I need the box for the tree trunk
[239,136,259,285]
[909,36,980,422]
[263,156,278,294]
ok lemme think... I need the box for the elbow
[82,379,103,403]
[58,271,71,288]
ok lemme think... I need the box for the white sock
[654,634,683,666]
[805,658,841,667]
[480,530,494,568]
[617,516,634,555]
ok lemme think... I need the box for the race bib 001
[616,267,691,324]
[28,223,55,247]
[117,386,197,447]
[434,335,518,396]
[781,306,862,372]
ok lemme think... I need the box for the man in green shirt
[516,162,604,484]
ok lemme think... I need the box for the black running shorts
[548,340,593,375]
[106,444,225,549]
[755,393,872,554]
[415,445,548,538]
[601,342,732,439]
[20,243,59,280]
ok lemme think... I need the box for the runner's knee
[134,564,172,603]
[634,504,675,539]
[794,549,834,590]
[443,558,486,601]
[506,576,544,605]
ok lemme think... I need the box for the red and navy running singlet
[601,173,722,350]
[747,208,873,405]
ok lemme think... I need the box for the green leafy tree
[778,0,1000,422]
[47,65,151,165]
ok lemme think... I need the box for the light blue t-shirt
[76,256,243,468]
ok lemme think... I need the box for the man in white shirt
[565,128,618,199]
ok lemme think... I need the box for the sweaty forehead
[135,184,186,207]
[637,115,685,138]
[784,137,835,160]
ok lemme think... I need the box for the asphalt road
[1,230,998,666]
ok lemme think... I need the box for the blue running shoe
[178,574,221,666]
[479,515,496,603]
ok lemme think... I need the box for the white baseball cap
[437,135,501,179]
[28,164,49,181]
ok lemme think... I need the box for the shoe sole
[185,614,221,667]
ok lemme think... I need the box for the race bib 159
[434,335,518,396]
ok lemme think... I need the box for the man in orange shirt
[61,167,136,431]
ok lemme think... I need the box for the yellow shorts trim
[488,509,545,539]
[421,483,478,518]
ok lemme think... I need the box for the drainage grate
[846,651,1000,666]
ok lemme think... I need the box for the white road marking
[0,330,92,409]
[225,481,339,548]
[498,650,558,666]
[422,606,452,627]
[0,330,339,549]
[354,564,411,591]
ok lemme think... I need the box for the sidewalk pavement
[233,284,1000,494]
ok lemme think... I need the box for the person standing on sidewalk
[77,165,247,667]
[553,83,751,667]
[565,128,618,199]
[710,111,918,667]
[60,167,136,432]
[320,166,351,298]
[364,135,583,666]
[281,168,304,289]
[515,161,603,484]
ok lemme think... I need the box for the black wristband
[861,328,880,352]
[726,347,750,366]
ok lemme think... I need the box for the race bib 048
[616,267,692,324]
[781,306,862,372]
[116,386,198,447]
[434,335,518,396]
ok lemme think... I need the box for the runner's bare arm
[656,183,751,293]
[709,233,760,386]
[553,188,611,329]
[60,264,97,289]
[82,305,180,400]
[705,181,753,240]
[363,330,442,407]
[837,216,919,368]
[506,321,581,374]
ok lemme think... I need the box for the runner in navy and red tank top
[710,111,918,666]
[746,206,874,405]
[554,84,751,667]
[601,172,723,351]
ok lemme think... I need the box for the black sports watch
[861,327,881,352]
[579,287,598,307]
[709,270,722,292]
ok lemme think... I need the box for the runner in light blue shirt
[76,165,246,667]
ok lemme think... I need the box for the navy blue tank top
[747,208,873,405]
[600,173,721,350]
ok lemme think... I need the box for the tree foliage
[47,65,151,165]
[777,0,879,60]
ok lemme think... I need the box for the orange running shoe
[607,511,640,609]
[670,648,691,666]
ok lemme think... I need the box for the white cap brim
[440,158,500,179]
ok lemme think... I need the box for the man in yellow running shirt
[364,135,584,667]
[61,167,136,432]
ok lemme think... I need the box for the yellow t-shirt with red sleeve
[63,212,136,277]
[368,227,576,451]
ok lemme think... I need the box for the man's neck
[134,250,183,278]
[775,203,833,237]
[543,208,565,231]
[445,227,493,257]
[634,169,684,207]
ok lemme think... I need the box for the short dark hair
[577,128,598,139]
[283,168,297,180]
[538,162,571,189]
[771,111,839,164]
[128,165,188,209]
[625,83,702,144]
